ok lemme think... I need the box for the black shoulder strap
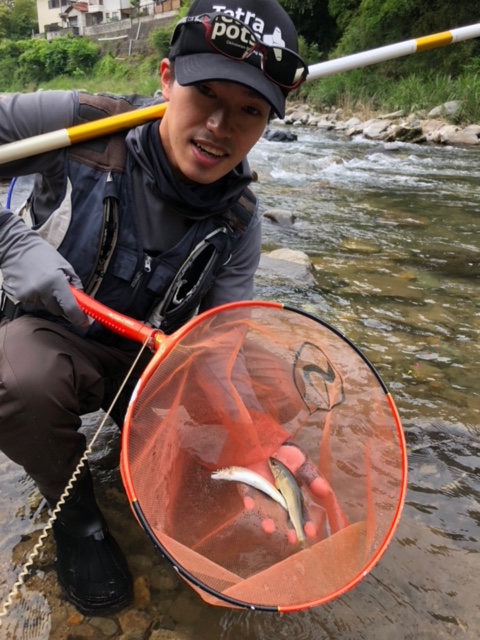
[224,187,257,234]
[69,92,165,173]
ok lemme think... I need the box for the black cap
[169,0,300,118]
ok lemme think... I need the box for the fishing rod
[0,22,480,164]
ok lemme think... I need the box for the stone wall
[89,7,179,58]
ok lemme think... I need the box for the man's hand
[0,213,88,327]
[239,441,349,546]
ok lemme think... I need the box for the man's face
[159,59,271,185]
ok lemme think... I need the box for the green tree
[0,0,38,40]
[328,0,362,31]
[328,0,480,76]
[279,0,339,55]
[0,36,100,87]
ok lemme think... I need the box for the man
[0,0,311,616]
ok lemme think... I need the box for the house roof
[60,2,88,15]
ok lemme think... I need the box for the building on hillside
[58,3,90,36]
[36,0,175,38]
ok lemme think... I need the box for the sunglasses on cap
[171,12,309,91]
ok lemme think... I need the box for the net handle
[71,286,163,350]
[71,287,285,350]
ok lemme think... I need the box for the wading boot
[48,469,133,616]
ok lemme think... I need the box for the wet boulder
[262,208,296,227]
[256,248,315,287]
[384,124,426,144]
[428,100,462,118]
[263,128,298,142]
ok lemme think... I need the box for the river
[0,125,479,639]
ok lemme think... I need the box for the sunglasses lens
[176,13,307,90]
[210,15,255,60]
[263,48,306,89]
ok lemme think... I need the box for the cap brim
[174,53,286,119]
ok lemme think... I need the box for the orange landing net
[120,303,407,612]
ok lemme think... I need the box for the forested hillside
[1,0,480,119]
[281,0,480,75]
[279,0,480,121]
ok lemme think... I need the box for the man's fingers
[275,441,307,473]
[239,486,298,541]
[243,495,255,511]
[262,518,276,535]
[287,529,298,545]
[54,274,89,327]
[324,493,350,532]
[308,476,332,499]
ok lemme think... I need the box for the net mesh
[121,304,405,610]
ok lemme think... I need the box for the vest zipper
[124,253,155,316]
[131,254,152,289]
[85,173,119,297]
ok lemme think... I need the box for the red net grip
[70,286,158,346]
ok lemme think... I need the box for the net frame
[71,290,407,612]
[111,299,408,613]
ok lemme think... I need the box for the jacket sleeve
[0,209,87,326]
[199,208,262,310]
[0,90,77,178]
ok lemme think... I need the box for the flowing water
[0,126,479,639]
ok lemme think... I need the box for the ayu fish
[211,466,288,510]
[268,457,306,546]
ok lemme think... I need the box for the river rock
[462,124,480,136]
[347,117,375,135]
[118,609,151,636]
[90,616,119,636]
[428,100,462,118]
[421,118,445,133]
[262,208,296,227]
[278,100,480,148]
[133,575,151,608]
[169,590,202,625]
[316,119,336,130]
[339,238,382,255]
[257,248,315,286]
[333,119,351,131]
[343,116,362,128]
[150,564,180,591]
[441,130,479,146]
[426,123,459,143]
[384,124,426,144]
[263,128,298,142]
[362,119,392,139]
[410,246,480,276]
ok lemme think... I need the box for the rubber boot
[47,469,133,616]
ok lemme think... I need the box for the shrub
[14,36,99,86]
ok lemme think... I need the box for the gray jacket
[0,90,262,321]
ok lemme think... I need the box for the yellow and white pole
[0,102,167,164]
[307,23,480,80]
[1,24,480,164]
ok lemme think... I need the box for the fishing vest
[32,92,258,347]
